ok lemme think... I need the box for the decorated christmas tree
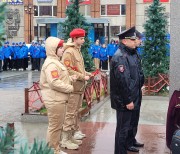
[0,2,6,46]
[59,0,95,72]
[142,0,169,77]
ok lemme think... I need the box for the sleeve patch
[64,60,70,67]
[51,70,59,78]
[71,66,78,71]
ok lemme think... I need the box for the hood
[45,37,60,58]
[63,38,75,50]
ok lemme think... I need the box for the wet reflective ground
[0,71,40,123]
[0,71,170,154]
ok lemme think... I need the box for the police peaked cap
[117,26,136,40]
[135,30,143,39]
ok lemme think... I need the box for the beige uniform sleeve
[62,52,85,81]
[45,63,74,93]
[86,71,92,76]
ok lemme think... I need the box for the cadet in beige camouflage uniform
[61,28,92,149]
[40,37,77,154]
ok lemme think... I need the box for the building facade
[2,0,170,44]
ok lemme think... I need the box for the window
[53,6,57,16]
[86,5,90,16]
[40,26,46,37]
[107,5,120,15]
[34,6,38,16]
[101,4,126,16]
[79,5,90,16]
[110,26,120,37]
[79,5,85,16]
[121,26,126,32]
[39,6,52,16]
[121,4,126,15]
[101,5,106,15]
[34,26,38,36]
[33,6,57,16]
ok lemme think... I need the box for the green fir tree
[0,2,6,46]
[58,0,95,72]
[142,0,169,77]
[0,124,54,154]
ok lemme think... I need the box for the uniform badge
[64,59,70,67]
[51,70,59,78]
[118,65,125,73]
[71,66,78,71]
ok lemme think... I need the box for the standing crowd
[89,39,119,70]
[0,41,46,72]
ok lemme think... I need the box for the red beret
[57,40,64,47]
[70,28,85,38]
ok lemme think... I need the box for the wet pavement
[0,70,171,154]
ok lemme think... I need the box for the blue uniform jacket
[99,47,108,61]
[31,46,40,58]
[2,46,11,59]
[14,46,20,59]
[23,45,29,58]
[10,46,16,59]
[0,47,4,60]
[17,46,24,59]
[29,45,35,57]
[39,46,46,58]
[107,43,116,57]
[92,44,100,58]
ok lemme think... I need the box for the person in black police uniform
[110,26,144,154]
[126,30,145,152]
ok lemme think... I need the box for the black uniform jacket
[110,43,144,111]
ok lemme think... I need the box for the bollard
[24,88,29,113]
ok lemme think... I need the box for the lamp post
[24,4,36,43]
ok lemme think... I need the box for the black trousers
[32,58,40,71]
[3,58,12,70]
[100,60,108,70]
[17,59,23,69]
[0,60,2,71]
[127,109,140,147]
[109,56,113,62]
[23,58,29,70]
[115,110,133,154]
[127,94,142,147]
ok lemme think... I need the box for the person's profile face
[123,39,136,49]
[74,37,85,46]
[57,47,64,57]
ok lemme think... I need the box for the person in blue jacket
[115,40,119,51]
[16,42,24,71]
[32,42,40,71]
[107,39,116,62]
[0,46,4,72]
[14,43,20,70]
[22,42,29,70]
[92,39,101,69]
[2,42,12,71]
[39,43,46,70]
[99,43,108,70]
[10,42,17,71]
